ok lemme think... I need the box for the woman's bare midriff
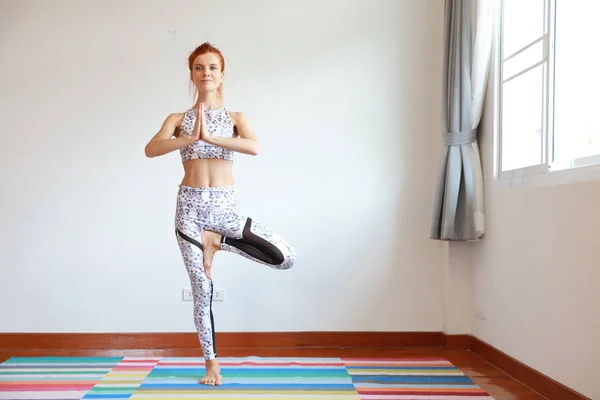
[181,158,235,188]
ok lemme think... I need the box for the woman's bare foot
[200,358,223,385]
[201,230,221,279]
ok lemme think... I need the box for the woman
[144,42,297,386]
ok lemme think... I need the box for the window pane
[501,65,545,171]
[503,39,544,80]
[552,0,600,162]
[503,0,546,58]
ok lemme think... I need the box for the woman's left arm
[201,111,260,156]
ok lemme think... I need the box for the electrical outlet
[213,289,225,302]
[182,288,225,302]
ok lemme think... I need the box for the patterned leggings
[174,184,296,360]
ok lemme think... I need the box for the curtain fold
[430,0,494,241]
[471,0,495,238]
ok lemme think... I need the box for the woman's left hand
[198,103,213,143]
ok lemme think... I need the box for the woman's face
[191,52,224,94]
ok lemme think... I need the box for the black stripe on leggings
[223,218,285,265]
[175,228,217,357]
[209,281,217,358]
[176,228,203,251]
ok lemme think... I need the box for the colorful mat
[0,356,495,399]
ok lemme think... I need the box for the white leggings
[174,184,296,360]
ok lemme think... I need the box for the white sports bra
[179,106,235,163]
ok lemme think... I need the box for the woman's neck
[195,92,223,110]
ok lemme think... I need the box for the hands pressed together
[189,103,213,144]
[183,102,260,156]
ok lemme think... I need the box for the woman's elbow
[144,144,156,158]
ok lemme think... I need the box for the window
[497,0,600,178]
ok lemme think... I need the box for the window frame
[495,0,600,182]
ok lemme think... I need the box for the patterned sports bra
[179,106,235,163]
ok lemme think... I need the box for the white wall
[0,0,447,333]
[469,46,600,399]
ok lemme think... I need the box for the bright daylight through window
[498,0,600,177]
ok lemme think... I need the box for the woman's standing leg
[174,186,222,385]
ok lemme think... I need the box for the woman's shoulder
[166,111,186,119]
[165,111,186,125]
[161,112,186,137]
[226,110,248,125]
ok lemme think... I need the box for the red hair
[188,42,225,100]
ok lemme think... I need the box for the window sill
[493,163,600,191]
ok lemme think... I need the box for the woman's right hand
[190,103,202,142]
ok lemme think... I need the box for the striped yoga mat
[0,356,494,399]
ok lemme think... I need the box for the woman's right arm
[144,113,193,158]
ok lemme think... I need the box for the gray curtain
[431,0,480,241]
